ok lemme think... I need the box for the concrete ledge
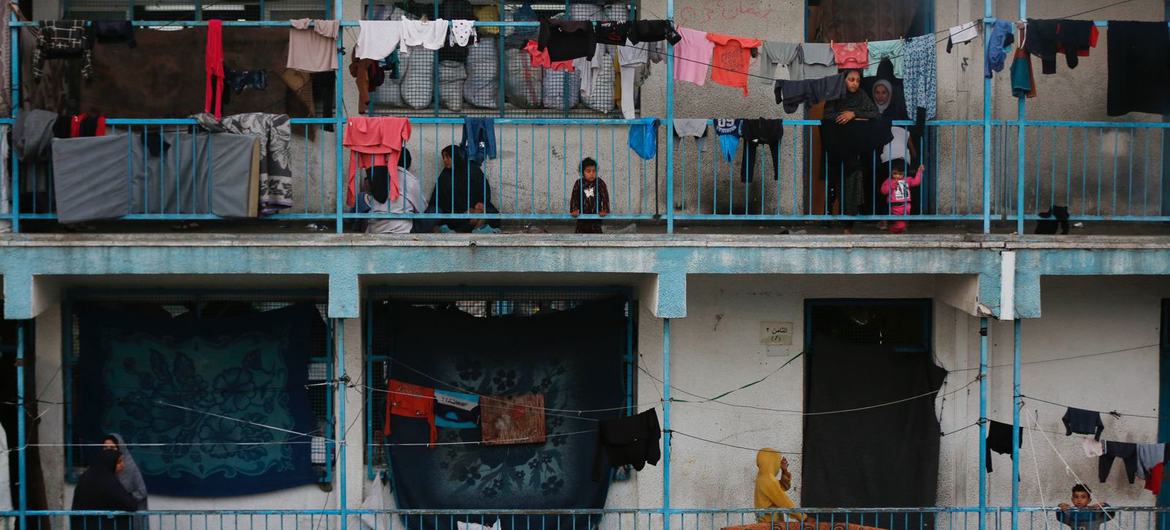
[2,233,1170,250]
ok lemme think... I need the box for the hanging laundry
[739,118,783,183]
[830,42,867,70]
[1024,20,1096,75]
[288,19,339,72]
[1062,407,1104,440]
[774,73,846,114]
[985,20,1014,79]
[864,39,904,78]
[758,41,800,83]
[985,420,1022,473]
[573,44,610,101]
[461,117,497,162]
[204,20,224,119]
[594,21,628,45]
[1098,441,1138,484]
[33,20,93,80]
[947,21,979,53]
[434,389,480,430]
[13,109,57,161]
[713,118,742,163]
[1010,47,1036,99]
[673,27,713,86]
[481,394,546,446]
[673,119,709,151]
[538,19,596,62]
[69,114,106,137]
[449,20,477,47]
[400,17,449,50]
[1106,21,1170,116]
[617,40,663,119]
[219,113,295,215]
[1082,438,1105,458]
[798,43,838,80]
[627,20,680,45]
[1137,443,1165,478]
[627,118,659,160]
[344,116,411,207]
[222,69,268,106]
[524,40,575,72]
[349,57,385,113]
[706,32,762,96]
[355,20,403,61]
[384,379,437,446]
[92,20,135,48]
[1145,462,1164,495]
[591,408,661,481]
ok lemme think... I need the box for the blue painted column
[1011,319,1022,530]
[9,11,20,233]
[333,0,347,234]
[664,0,675,233]
[661,318,672,529]
[1015,1,1028,235]
[16,322,26,530]
[335,319,349,526]
[1162,0,1170,217]
[978,318,989,530]
[982,0,993,233]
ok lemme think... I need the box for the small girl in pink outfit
[880,160,924,234]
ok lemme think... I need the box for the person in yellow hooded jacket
[755,448,805,525]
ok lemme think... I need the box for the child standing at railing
[879,160,924,234]
[570,157,610,234]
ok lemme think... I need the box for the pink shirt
[831,42,868,70]
[344,117,412,207]
[673,27,714,85]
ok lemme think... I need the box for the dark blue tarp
[75,304,321,496]
[381,300,628,530]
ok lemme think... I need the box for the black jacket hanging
[986,420,1022,473]
[1062,407,1105,440]
[592,408,661,481]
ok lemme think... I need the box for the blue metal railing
[6,507,1170,530]
[5,16,1170,232]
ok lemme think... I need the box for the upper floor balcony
[0,0,1164,239]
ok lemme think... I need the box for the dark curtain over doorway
[803,301,945,529]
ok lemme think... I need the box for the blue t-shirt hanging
[434,389,481,429]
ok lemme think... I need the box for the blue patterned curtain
[381,299,628,530]
[75,303,322,496]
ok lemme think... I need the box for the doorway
[804,0,936,215]
[802,299,945,528]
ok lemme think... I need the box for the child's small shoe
[473,225,502,234]
[438,224,455,233]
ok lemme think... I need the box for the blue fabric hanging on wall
[75,303,322,497]
[380,299,628,530]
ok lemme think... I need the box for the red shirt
[384,379,436,446]
[832,42,869,70]
[706,33,762,96]
[343,116,412,208]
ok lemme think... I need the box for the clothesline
[1021,394,1159,420]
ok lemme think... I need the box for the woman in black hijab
[425,145,502,233]
[71,448,138,530]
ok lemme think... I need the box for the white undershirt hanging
[355,20,403,61]
[400,16,449,50]
[449,20,477,47]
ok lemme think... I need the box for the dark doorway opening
[802,299,944,530]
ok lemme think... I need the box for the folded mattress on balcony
[52,132,260,223]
